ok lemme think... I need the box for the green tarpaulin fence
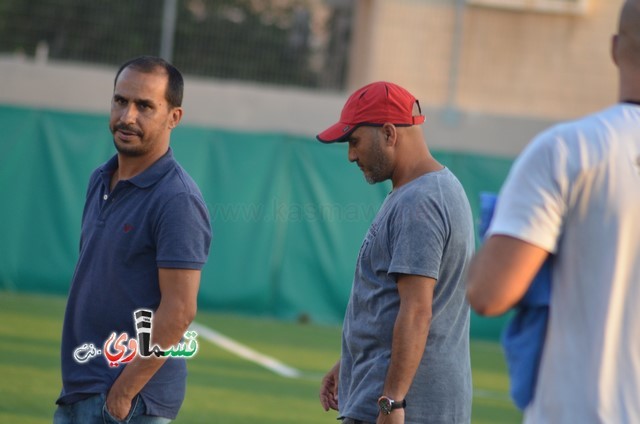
[0,105,513,338]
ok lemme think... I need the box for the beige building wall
[347,0,622,121]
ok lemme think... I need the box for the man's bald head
[615,0,640,68]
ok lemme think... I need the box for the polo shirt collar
[100,148,175,189]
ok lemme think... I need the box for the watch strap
[393,399,406,410]
[377,396,406,414]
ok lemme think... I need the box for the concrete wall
[347,0,621,121]
[0,57,343,140]
[0,56,556,158]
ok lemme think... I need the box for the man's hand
[319,359,340,411]
[105,389,134,421]
[377,408,405,424]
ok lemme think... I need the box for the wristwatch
[377,396,406,415]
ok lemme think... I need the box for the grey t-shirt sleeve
[387,194,446,280]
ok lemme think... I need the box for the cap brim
[316,121,357,144]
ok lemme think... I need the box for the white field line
[189,321,302,378]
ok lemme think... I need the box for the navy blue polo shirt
[57,148,212,419]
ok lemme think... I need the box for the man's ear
[382,123,397,146]
[169,107,184,129]
[611,34,620,67]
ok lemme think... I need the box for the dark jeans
[53,393,171,424]
[342,418,375,424]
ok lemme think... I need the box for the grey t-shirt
[339,168,473,424]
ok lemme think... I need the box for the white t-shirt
[488,103,640,423]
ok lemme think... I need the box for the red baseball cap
[316,81,425,143]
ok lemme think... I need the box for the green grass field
[0,292,521,423]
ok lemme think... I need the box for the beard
[110,123,148,157]
[112,138,147,157]
[363,135,392,184]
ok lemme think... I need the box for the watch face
[378,397,393,414]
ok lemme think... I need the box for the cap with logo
[316,81,425,143]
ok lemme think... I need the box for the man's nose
[348,145,357,163]
[120,104,137,124]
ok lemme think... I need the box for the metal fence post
[160,0,178,62]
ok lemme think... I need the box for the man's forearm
[382,306,431,400]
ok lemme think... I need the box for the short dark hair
[114,56,184,108]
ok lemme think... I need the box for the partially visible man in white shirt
[466,1,640,422]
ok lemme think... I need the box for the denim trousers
[342,418,374,424]
[53,393,172,424]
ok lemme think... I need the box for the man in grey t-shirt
[317,82,473,424]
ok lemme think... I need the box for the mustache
[112,123,143,136]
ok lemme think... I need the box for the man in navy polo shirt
[54,56,212,423]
